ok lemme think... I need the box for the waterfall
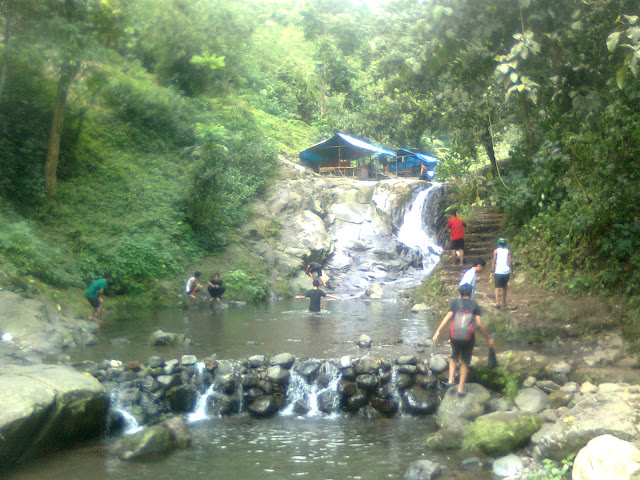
[188,382,216,423]
[396,184,443,275]
[109,390,143,435]
[280,362,341,417]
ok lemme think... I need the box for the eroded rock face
[0,364,108,470]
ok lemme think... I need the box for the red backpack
[450,298,475,341]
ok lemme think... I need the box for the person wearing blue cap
[491,237,512,309]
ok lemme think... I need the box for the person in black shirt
[432,284,494,396]
[207,273,226,302]
[296,279,340,312]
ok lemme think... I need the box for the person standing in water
[491,237,512,309]
[296,279,340,312]
[86,272,111,325]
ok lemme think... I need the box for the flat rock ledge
[0,363,108,472]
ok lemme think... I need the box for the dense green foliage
[1,0,639,314]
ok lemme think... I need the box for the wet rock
[346,391,368,411]
[514,387,550,413]
[164,359,180,375]
[355,374,378,391]
[357,334,372,348]
[240,373,260,388]
[459,457,485,470]
[247,395,281,418]
[164,384,198,413]
[425,428,465,452]
[295,360,322,380]
[338,380,358,398]
[436,383,491,429]
[358,405,381,420]
[492,454,525,478]
[403,459,442,480]
[397,365,418,375]
[181,355,198,366]
[0,364,108,471]
[371,397,398,416]
[247,355,265,368]
[269,353,295,369]
[206,393,237,416]
[317,390,340,413]
[157,374,180,389]
[465,411,542,455]
[549,390,573,408]
[339,356,353,369]
[115,424,172,460]
[395,373,414,390]
[161,416,193,448]
[397,355,418,366]
[149,330,190,347]
[267,365,290,384]
[215,374,236,395]
[573,434,640,480]
[402,386,437,415]
[428,355,448,374]
[203,357,218,371]
[410,303,428,312]
[354,356,379,375]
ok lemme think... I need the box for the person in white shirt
[459,258,486,298]
[491,237,512,309]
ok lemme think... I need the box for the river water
[5,185,494,480]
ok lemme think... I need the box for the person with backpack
[491,237,512,309]
[432,284,494,396]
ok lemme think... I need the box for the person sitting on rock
[432,284,494,396]
[296,279,340,312]
[185,271,203,299]
[207,273,226,302]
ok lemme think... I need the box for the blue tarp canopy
[299,133,395,166]
[389,148,439,172]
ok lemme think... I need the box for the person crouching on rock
[305,262,327,287]
[207,273,226,302]
[185,271,203,299]
[296,279,340,312]
[86,272,112,325]
[432,284,494,397]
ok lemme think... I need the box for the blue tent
[299,133,395,167]
[389,148,439,174]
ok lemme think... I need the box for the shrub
[224,269,270,303]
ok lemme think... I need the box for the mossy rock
[463,411,542,456]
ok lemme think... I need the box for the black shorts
[451,338,475,365]
[87,297,100,309]
[494,274,510,288]
[450,238,464,250]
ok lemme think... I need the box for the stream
[6,184,494,480]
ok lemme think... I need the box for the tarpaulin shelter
[299,133,395,177]
[389,148,439,178]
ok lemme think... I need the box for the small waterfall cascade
[281,361,342,417]
[397,184,443,275]
[109,389,143,435]
[188,382,216,423]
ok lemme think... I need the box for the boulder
[269,353,295,369]
[404,459,442,480]
[492,454,525,478]
[425,428,464,451]
[573,434,640,480]
[428,355,448,374]
[267,365,290,384]
[464,411,542,455]
[115,424,172,460]
[532,394,639,460]
[149,330,188,346]
[402,386,438,415]
[247,395,281,418]
[0,364,108,471]
[514,387,550,413]
[436,384,491,429]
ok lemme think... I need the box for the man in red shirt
[446,210,467,266]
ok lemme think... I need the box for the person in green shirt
[86,272,111,325]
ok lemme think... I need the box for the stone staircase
[437,206,504,293]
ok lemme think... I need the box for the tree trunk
[480,125,498,174]
[0,10,10,103]
[44,63,79,197]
